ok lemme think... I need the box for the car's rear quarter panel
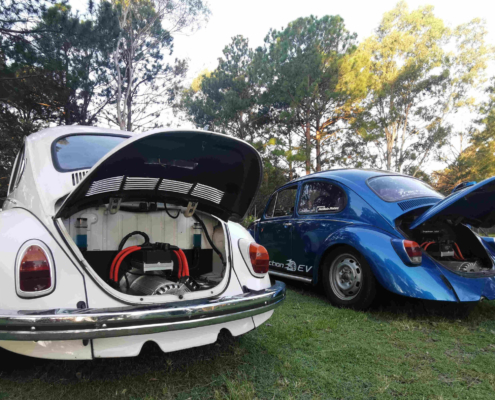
[0,208,92,359]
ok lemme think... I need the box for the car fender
[0,208,88,310]
[227,221,272,292]
[314,225,458,302]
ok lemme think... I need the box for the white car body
[0,126,285,360]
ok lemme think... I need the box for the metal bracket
[108,198,122,214]
[183,201,198,218]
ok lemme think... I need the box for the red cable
[424,242,435,251]
[173,250,183,278]
[178,249,189,277]
[110,246,140,281]
[114,247,142,282]
[420,242,428,248]
[454,243,465,260]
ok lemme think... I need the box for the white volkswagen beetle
[0,126,285,360]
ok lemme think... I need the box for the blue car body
[250,169,495,303]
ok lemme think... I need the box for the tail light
[16,241,55,298]
[238,239,270,277]
[403,241,422,264]
[249,243,270,274]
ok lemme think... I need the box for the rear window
[53,134,128,172]
[368,176,443,202]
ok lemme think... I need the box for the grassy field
[1,282,495,400]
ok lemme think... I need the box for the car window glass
[368,176,443,202]
[53,135,128,172]
[298,181,346,214]
[272,186,297,217]
[265,194,277,218]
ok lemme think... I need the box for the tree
[255,15,357,174]
[433,79,495,193]
[182,36,306,181]
[340,1,494,174]
[107,0,209,131]
[182,35,263,141]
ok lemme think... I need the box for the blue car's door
[291,180,349,280]
[258,185,298,274]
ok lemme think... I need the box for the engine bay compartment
[397,207,494,273]
[63,202,228,297]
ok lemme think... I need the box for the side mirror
[452,181,477,194]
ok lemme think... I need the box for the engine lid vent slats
[191,183,224,204]
[123,177,159,191]
[86,176,124,197]
[71,170,89,186]
[398,197,440,211]
[84,176,224,204]
[158,179,193,194]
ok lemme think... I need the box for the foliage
[106,0,209,131]
[433,80,495,194]
[182,35,262,140]
[340,1,494,175]
[0,2,120,197]
[255,15,358,174]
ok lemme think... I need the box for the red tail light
[249,243,270,274]
[17,243,54,297]
[403,240,422,264]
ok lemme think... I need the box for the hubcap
[329,254,363,301]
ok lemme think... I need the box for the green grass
[1,283,495,399]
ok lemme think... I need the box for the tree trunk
[288,132,294,180]
[305,113,311,175]
[316,133,321,172]
[126,80,132,131]
[385,124,397,171]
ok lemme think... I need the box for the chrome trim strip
[269,270,312,283]
[0,281,286,341]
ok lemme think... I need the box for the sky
[171,0,495,84]
[68,0,495,171]
[69,0,495,84]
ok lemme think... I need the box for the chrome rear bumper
[0,281,286,341]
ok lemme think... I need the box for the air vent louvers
[158,179,193,194]
[71,170,89,186]
[191,183,224,204]
[86,176,124,197]
[398,197,440,211]
[84,176,224,204]
[123,177,159,191]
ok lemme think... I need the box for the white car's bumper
[0,281,285,341]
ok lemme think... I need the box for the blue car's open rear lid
[55,129,262,221]
[410,176,495,230]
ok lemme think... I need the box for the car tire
[322,247,376,310]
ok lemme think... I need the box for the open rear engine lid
[410,176,495,230]
[55,129,262,221]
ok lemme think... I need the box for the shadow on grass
[275,276,495,326]
[0,330,239,383]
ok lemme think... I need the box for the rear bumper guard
[0,281,286,341]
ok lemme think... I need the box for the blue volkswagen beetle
[249,169,495,310]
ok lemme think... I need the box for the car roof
[25,125,136,147]
[277,168,441,229]
[290,168,406,183]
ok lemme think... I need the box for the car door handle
[283,223,292,227]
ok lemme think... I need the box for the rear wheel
[322,247,376,310]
